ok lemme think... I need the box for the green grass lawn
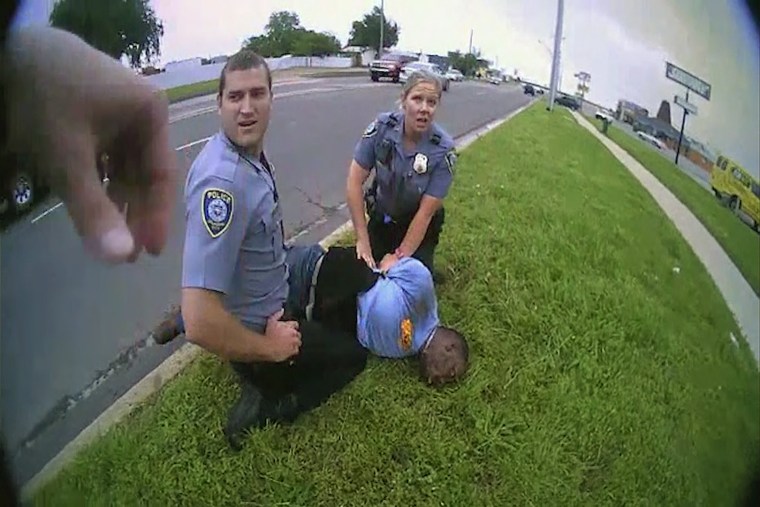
[165,78,218,104]
[33,105,760,506]
[588,118,760,296]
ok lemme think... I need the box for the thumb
[268,308,284,322]
[57,132,135,263]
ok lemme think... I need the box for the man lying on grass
[156,245,469,439]
[284,244,469,386]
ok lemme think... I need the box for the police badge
[362,121,378,138]
[413,153,428,174]
[202,188,233,238]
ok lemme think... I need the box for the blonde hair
[397,69,443,108]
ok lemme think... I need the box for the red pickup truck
[369,53,418,83]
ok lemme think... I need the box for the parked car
[523,84,535,96]
[595,110,613,122]
[487,74,502,85]
[399,62,450,91]
[0,152,109,219]
[554,94,581,110]
[636,131,666,150]
[445,68,464,81]
[0,152,46,218]
[370,53,417,83]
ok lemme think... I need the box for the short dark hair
[419,326,469,386]
[218,49,272,97]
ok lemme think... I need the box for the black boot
[223,381,263,451]
[153,305,182,345]
[257,393,300,427]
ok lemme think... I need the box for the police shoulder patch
[362,121,378,138]
[398,318,413,351]
[445,150,457,175]
[201,188,234,238]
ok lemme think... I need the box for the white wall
[164,57,204,73]
[360,49,376,66]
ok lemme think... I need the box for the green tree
[447,49,482,77]
[244,11,342,57]
[347,6,399,54]
[49,0,164,68]
[292,31,342,57]
[263,11,301,56]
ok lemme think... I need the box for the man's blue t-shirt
[357,257,439,357]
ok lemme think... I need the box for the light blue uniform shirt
[181,131,288,334]
[357,257,439,357]
[353,111,457,219]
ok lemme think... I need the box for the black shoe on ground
[223,382,264,451]
[153,305,181,345]
[257,394,300,427]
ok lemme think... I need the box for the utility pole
[547,0,565,111]
[468,29,473,54]
[379,0,384,58]
[675,89,690,165]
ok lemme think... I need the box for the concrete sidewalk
[573,111,760,365]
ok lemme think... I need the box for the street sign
[665,62,712,100]
[674,94,698,116]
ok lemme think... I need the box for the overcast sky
[14,0,760,176]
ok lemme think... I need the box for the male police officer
[181,50,366,450]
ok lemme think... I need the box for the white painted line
[175,136,212,152]
[20,101,537,501]
[30,202,64,224]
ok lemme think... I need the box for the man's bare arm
[182,288,273,362]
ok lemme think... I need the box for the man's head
[419,326,469,386]
[217,50,273,155]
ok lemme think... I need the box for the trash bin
[602,118,611,134]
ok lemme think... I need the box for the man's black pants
[230,246,376,421]
[230,318,367,419]
[367,207,445,274]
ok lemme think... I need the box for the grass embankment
[34,105,760,506]
[589,118,760,296]
[164,67,368,103]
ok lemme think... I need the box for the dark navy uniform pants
[367,207,445,274]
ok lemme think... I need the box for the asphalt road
[0,77,531,484]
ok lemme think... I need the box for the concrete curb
[572,111,760,365]
[20,99,536,501]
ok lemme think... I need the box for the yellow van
[710,155,760,231]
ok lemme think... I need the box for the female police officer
[346,70,457,278]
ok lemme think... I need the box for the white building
[341,46,376,66]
